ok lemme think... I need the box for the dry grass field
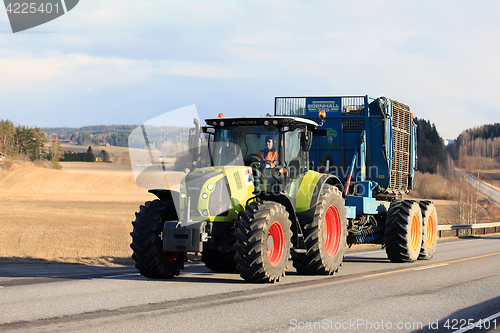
[0,162,154,264]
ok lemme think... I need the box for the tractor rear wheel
[235,201,292,283]
[292,185,347,275]
[130,199,186,278]
[384,200,423,263]
[418,201,438,260]
[202,249,237,272]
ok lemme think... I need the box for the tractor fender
[256,192,303,249]
[148,189,180,203]
[295,172,343,225]
[323,175,343,194]
[256,192,298,226]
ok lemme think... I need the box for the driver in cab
[258,136,277,168]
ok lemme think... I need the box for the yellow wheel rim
[411,215,420,250]
[427,215,435,248]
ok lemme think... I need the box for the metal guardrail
[438,222,500,237]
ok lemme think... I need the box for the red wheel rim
[164,251,179,262]
[323,205,341,257]
[267,221,285,266]
[411,215,420,250]
[427,215,435,247]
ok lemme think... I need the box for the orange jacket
[258,149,277,167]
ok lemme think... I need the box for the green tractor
[130,115,347,283]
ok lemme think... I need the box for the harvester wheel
[235,201,291,283]
[384,200,423,263]
[418,201,438,260]
[202,249,237,272]
[130,199,186,278]
[292,185,347,275]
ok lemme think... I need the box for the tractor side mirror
[189,118,202,165]
[300,131,313,151]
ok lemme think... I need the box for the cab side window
[284,128,306,177]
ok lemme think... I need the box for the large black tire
[384,200,423,263]
[292,185,347,275]
[418,201,438,260]
[130,200,186,278]
[235,201,292,283]
[202,249,237,272]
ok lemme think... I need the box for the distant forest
[405,119,500,174]
[41,124,189,152]
[414,117,447,174]
[7,117,500,173]
[448,123,500,169]
[1,117,451,172]
[412,120,500,173]
[41,125,137,147]
[0,119,47,161]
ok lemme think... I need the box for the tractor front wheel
[130,200,186,278]
[292,185,347,275]
[235,201,292,283]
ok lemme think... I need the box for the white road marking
[346,249,384,256]
[102,273,140,279]
[452,311,500,333]
[414,263,449,271]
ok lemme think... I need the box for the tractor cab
[202,116,321,196]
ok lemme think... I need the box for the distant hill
[40,125,189,149]
[41,125,137,147]
[464,123,500,140]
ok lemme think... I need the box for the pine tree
[85,146,95,162]
[414,117,446,174]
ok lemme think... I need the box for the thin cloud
[0,54,241,90]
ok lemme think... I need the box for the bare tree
[454,173,485,235]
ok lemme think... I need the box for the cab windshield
[211,125,279,167]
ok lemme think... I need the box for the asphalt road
[1,237,500,333]
[455,169,500,205]
[476,181,500,206]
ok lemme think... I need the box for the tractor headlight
[201,193,208,200]
[207,183,214,191]
[202,210,209,216]
[180,193,186,199]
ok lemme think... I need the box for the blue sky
[0,0,499,139]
